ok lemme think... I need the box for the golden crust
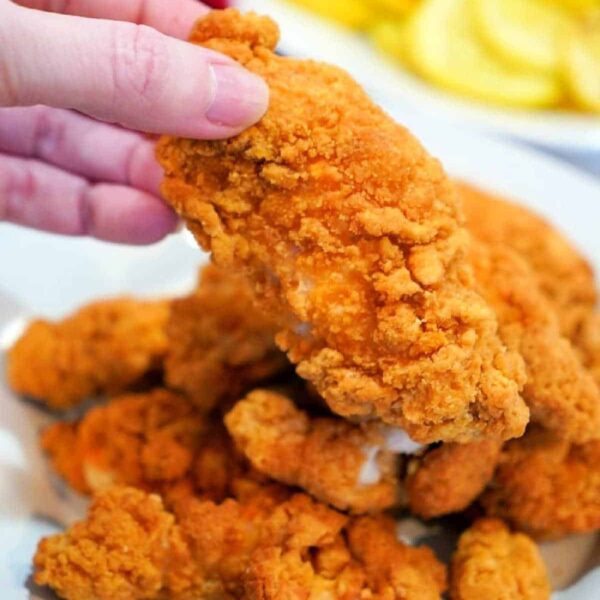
[165,264,288,411]
[461,181,596,341]
[481,428,600,539]
[34,486,446,600]
[156,10,528,444]
[7,298,169,409]
[225,389,399,513]
[449,518,550,600]
[406,440,502,519]
[471,241,600,442]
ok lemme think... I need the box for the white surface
[1,114,600,598]
[239,0,600,156]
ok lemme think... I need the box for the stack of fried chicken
[6,9,600,600]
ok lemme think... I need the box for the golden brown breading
[7,298,169,409]
[461,181,596,341]
[225,389,400,513]
[34,486,447,600]
[574,311,600,387]
[156,9,528,444]
[471,241,600,442]
[449,518,550,600]
[41,389,252,501]
[164,264,288,411]
[405,440,502,519]
[246,515,447,600]
[481,428,600,539]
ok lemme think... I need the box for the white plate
[237,0,600,153]
[1,114,600,598]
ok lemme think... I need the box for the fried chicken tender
[165,264,288,411]
[156,9,528,444]
[481,428,600,539]
[574,311,600,387]
[7,298,169,409]
[41,389,251,501]
[471,241,600,442]
[449,518,550,600]
[461,181,596,341]
[405,439,502,519]
[224,389,405,513]
[34,486,447,600]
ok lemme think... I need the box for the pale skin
[0,0,269,244]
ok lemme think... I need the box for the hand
[0,0,268,244]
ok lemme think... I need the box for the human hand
[0,0,268,244]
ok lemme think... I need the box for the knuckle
[108,22,170,105]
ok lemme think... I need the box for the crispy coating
[461,181,596,341]
[574,311,600,387]
[165,264,288,411]
[471,241,600,442]
[246,515,447,600]
[41,389,252,501]
[449,518,550,600]
[481,428,600,539]
[225,389,400,513]
[406,440,502,519]
[6,298,169,409]
[34,486,446,600]
[156,10,528,444]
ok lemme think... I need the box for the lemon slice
[287,0,372,29]
[563,14,600,112]
[371,19,412,66]
[473,0,575,74]
[408,0,562,107]
[370,0,420,18]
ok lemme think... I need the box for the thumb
[0,1,269,139]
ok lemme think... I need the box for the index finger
[12,0,210,39]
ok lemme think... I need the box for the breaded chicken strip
[34,486,447,600]
[573,311,600,387]
[41,389,252,502]
[165,264,288,411]
[471,241,600,442]
[7,299,169,409]
[156,10,528,444]
[481,428,600,539]
[450,518,550,600]
[405,439,502,519]
[461,182,596,341]
[225,389,415,513]
[246,515,447,600]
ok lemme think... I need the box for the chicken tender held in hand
[225,389,418,513]
[165,264,288,411]
[450,518,550,600]
[471,241,600,442]
[157,9,528,444]
[461,182,596,341]
[481,428,600,539]
[405,439,502,519]
[41,389,250,501]
[7,299,169,409]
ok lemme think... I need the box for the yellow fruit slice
[286,0,373,29]
[473,0,575,74]
[370,0,421,18]
[370,19,412,66]
[550,0,600,17]
[563,13,600,112]
[408,0,562,107]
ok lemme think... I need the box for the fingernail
[206,64,269,128]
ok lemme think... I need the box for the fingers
[0,154,178,244]
[12,0,210,39]
[0,2,269,139]
[0,106,163,195]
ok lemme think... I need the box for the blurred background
[234,0,600,177]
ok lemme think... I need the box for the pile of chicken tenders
[7,9,600,600]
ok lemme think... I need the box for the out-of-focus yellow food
[370,19,411,65]
[287,0,373,29]
[371,0,420,18]
[562,12,600,112]
[408,0,562,107]
[473,0,575,74]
